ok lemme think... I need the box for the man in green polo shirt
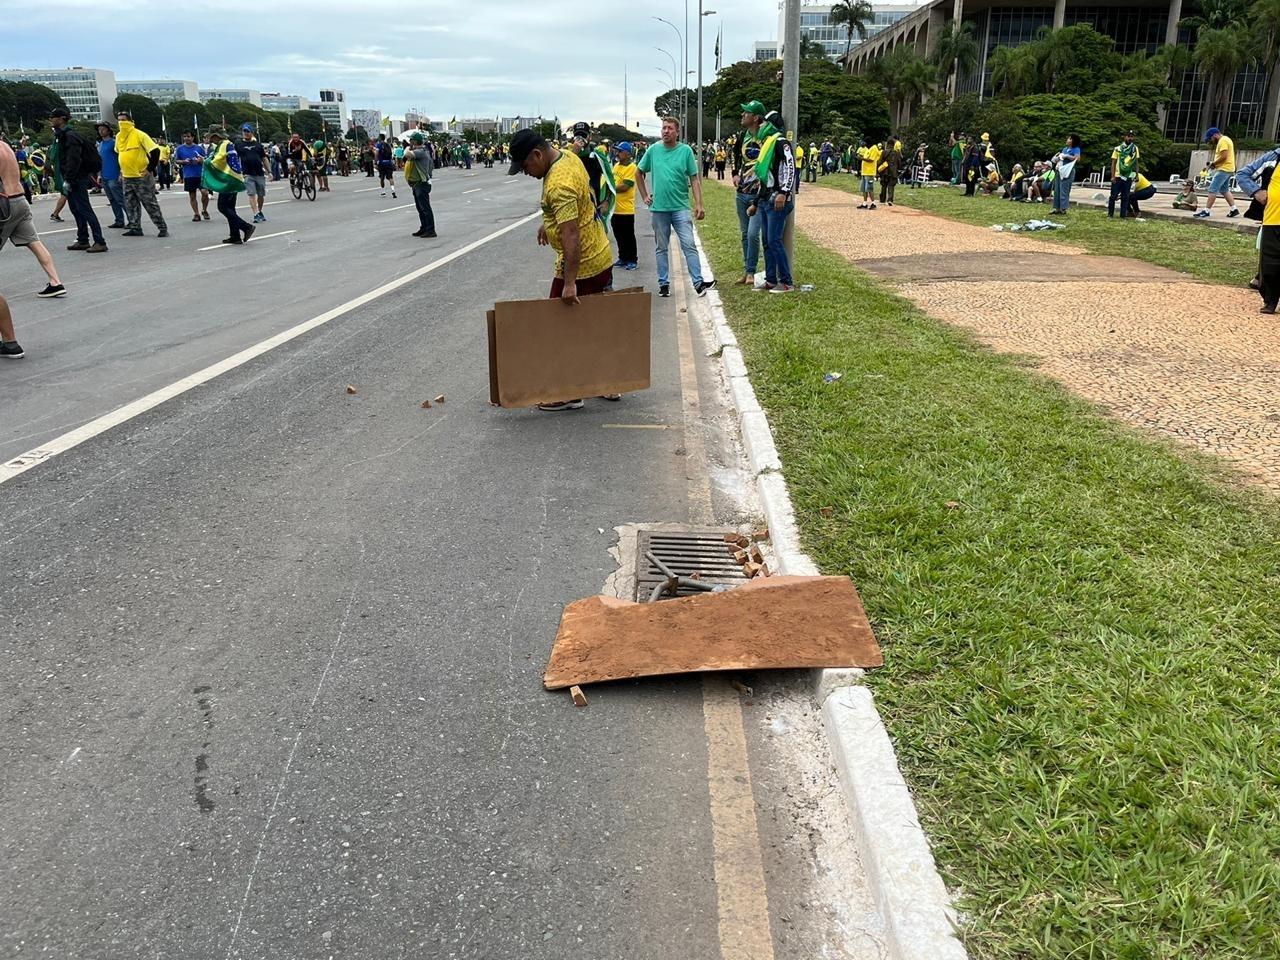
[636,115,714,298]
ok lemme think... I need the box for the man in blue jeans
[49,108,108,254]
[95,121,126,228]
[636,115,715,298]
[745,110,796,293]
[731,101,765,285]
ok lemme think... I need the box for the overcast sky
[22,0,783,134]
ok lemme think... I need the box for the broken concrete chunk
[749,545,764,565]
[752,527,769,542]
[743,561,763,578]
[570,685,588,707]
[733,548,750,564]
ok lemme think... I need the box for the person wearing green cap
[731,101,766,285]
[405,132,437,238]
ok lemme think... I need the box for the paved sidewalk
[797,186,1280,493]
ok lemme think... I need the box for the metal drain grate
[635,529,749,601]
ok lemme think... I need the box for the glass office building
[0,67,117,120]
[117,79,199,107]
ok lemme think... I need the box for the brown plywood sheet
[488,288,652,407]
[543,575,882,689]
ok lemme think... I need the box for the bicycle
[289,163,317,201]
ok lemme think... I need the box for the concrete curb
[689,225,968,960]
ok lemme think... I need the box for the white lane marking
[0,212,540,486]
[374,203,414,213]
[462,188,482,194]
[41,227,76,236]
[504,177,520,183]
[262,199,291,206]
[352,187,382,193]
[197,230,296,252]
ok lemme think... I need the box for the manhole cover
[635,529,748,601]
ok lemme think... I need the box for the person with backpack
[49,107,107,253]
[374,134,397,197]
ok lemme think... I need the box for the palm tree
[1251,0,1280,138]
[870,48,938,128]
[896,54,938,126]
[1193,24,1255,131]
[989,45,1038,97]
[831,0,876,60]
[930,22,979,98]
[1181,0,1249,31]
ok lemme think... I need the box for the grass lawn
[808,173,1258,287]
[699,182,1280,959]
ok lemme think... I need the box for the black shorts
[184,176,203,193]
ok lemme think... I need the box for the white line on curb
[0,211,540,486]
[688,220,968,960]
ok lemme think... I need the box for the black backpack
[71,130,102,175]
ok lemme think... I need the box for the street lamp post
[653,16,684,128]
[696,5,717,164]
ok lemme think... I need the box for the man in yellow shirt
[1197,126,1240,219]
[114,112,168,237]
[157,137,174,190]
[508,127,616,410]
[610,142,639,270]
[857,136,882,209]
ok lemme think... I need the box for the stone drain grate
[634,529,748,601]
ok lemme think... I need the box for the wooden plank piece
[543,575,882,689]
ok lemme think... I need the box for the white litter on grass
[993,220,1066,232]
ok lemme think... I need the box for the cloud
[23,0,775,127]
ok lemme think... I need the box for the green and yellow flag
[202,140,246,194]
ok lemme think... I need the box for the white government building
[0,66,117,120]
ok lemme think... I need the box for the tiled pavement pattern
[797,187,1280,493]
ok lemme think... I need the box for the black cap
[572,121,591,138]
[50,107,71,120]
[507,128,544,174]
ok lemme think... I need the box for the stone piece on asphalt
[570,685,587,707]
[345,384,358,395]
[420,400,432,408]
[434,394,446,403]
[543,575,882,689]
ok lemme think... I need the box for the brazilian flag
[202,140,246,194]
[593,144,617,223]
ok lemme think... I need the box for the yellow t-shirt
[1135,173,1151,190]
[858,145,881,177]
[116,123,158,179]
[1215,134,1235,172]
[795,146,805,168]
[613,160,637,215]
[540,151,613,280]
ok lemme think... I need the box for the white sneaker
[380,190,386,196]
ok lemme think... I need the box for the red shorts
[549,266,613,299]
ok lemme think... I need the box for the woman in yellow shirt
[857,137,881,209]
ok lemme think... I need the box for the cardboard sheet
[488,288,652,407]
[543,575,882,689]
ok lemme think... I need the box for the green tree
[163,99,206,138]
[830,0,875,59]
[1180,0,1249,31]
[1193,25,1256,131]
[0,80,67,134]
[290,109,325,140]
[989,45,1039,97]
[1035,25,1122,94]
[1251,0,1280,138]
[931,22,979,98]
[868,48,937,130]
[346,125,370,145]
[112,93,163,134]
[800,36,829,60]
[533,119,559,140]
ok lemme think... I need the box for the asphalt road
[0,164,876,959]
